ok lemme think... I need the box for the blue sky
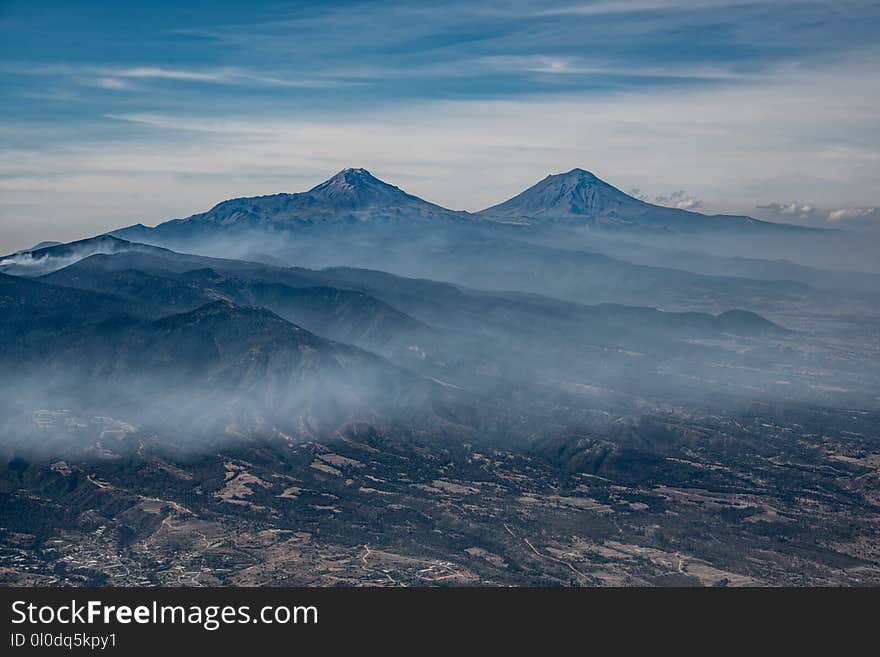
[1,0,879,250]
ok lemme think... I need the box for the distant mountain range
[108,167,799,243]
[112,168,475,243]
[0,268,472,439]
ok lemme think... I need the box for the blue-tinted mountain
[0,271,140,344]
[477,168,799,232]
[113,168,476,243]
[40,255,433,356]
[0,234,173,277]
[0,273,474,436]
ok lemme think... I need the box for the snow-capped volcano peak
[478,168,646,221]
[318,167,385,189]
[305,167,417,208]
[558,167,600,180]
[475,167,780,231]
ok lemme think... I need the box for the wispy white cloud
[749,203,880,230]
[655,190,703,210]
[755,201,816,218]
[96,66,236,82]
[479,55,752,80]
[828,207,877,222]
[535,0,764,16]
[88,77,134,91]
[102,113,278,133]
[2,63,359,89]
[92,66,351,88]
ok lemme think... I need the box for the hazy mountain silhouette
[112,168,477,244]
[477,168,788,232]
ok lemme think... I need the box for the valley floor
[3,401,879,587]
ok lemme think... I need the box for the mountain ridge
[106,167,812,243]
[476,168,795,231]
[0,272,475,436]
[112,168,477,243]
